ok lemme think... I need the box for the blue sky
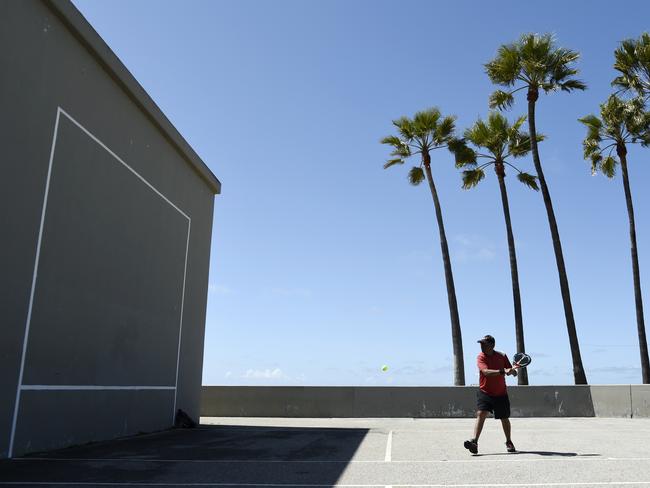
[72,0,650,386]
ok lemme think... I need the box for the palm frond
[392,116,415,141]
[381,135,412,159]
[516,172,539,190]
[557,79,587,92]
[485,43,521,86]
[435,115,457,144]
[461,168,486,189]
[582,137,601,161]
[413,108,441,137]
[380,135,402,147]
[613,33,650,97]
[408,166,426,185]
[601,155,618,178]
[464,118,491,146]
[489,90,515,110]
[487,111,509,136]
[589,153,603,175]
[391,144,412,158]
[383,158,404,169]
[578,114,603,131]
[509,134,533,157]
[510,114,527,132]
[448,138,477,167]
[578,114,603,150]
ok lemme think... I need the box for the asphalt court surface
[2,417,650,487]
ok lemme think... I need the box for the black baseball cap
[477,334,495,345]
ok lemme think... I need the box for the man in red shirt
[464,334,517,455]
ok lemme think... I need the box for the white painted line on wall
[20,385,175,391]
[384,430,392,462]
[9,107,192,458]
[8,108,62,459]
[58,107,190,221]
[172,219,191,424]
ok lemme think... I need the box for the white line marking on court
[17,456,650,464]
[385,430,392,462]
[20,385,175,391]
[8,108,62,459]
[2,482,650,486]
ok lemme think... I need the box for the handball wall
[0,0,220,459]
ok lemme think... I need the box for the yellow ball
[381,365,389,372]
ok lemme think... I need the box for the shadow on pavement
[476,451,601,457]
[0,424,370,486]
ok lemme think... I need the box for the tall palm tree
[613,33,650,102]
[451,112,539,385]
[485,33,589,384]
[579,95,650,384]
[381,108,465,386]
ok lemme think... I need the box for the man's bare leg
[500,418,511,441]
[501,418,516,452]
[464,411,489,454]
[473,410,489,441]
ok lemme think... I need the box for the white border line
[16,456,650,464]
[59,107,191,221]
[384,430,392,462]
[172,219,191,423]
[9,107,191,458]
[2,483,650,487]
[8,106,62,461]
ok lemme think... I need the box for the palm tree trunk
[527,88,587,384]
[618,146,650,383]
[423,160,465,386]
[495,165,528,385]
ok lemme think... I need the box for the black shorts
[477,390,510,419]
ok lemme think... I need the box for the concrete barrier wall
[632,385,650,418]
[201,386,650,418]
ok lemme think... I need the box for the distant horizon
[72,0,650,386]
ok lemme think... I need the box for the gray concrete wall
[201,386,650,419]
[631,385,650,418]
[590,385,632,418]
[1,0,218,458]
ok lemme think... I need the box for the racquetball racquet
[512,352,532,369]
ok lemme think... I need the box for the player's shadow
[476,451,600,457]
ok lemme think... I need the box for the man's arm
[504,354,513,369]
[478,356,506,377]
[504,353,517,376]
[480,368,506,377]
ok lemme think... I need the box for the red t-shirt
[477,351,512,397]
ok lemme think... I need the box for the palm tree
[613,33,650,102]
[451,112,539,385]
[485,33,589,384]
[579,95,650,383]
[381,108,465,386]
